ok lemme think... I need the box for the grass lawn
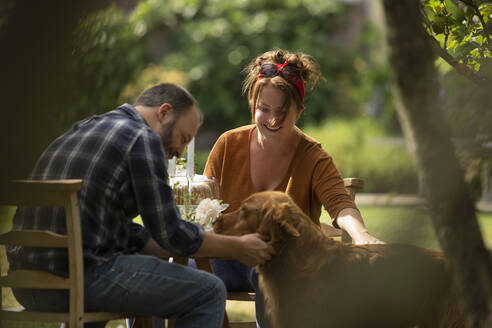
[344,205,492,251]
[1,205,491,326]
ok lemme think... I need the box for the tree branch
[460,0,492,44]
[425,33,492,88]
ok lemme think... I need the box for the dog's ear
[271,202,300,237]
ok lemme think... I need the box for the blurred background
[1,1,491,326]
[1,0,491,197]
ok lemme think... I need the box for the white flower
[195,198,222,226]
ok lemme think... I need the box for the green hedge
[195,150,210,175]
[305,117,419,193]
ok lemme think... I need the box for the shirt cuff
[332,205,360,229]
[178,221,205,256]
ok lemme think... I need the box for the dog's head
[214,191,305,246]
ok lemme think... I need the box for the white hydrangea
[195,198,222,226]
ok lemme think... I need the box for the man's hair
[134,83,201,120]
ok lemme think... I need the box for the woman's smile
[264,123,282,132]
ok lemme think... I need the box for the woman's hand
[335,207,385,245]
[353,230,385,245]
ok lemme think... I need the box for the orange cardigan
[204,125,357,226]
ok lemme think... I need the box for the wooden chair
[0,180,138,328]
[225,177,364,328]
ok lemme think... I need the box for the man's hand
[193,231,275,264]
[235,233,276,266]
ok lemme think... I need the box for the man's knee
[206,273,227,304]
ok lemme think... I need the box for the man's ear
[272,203,300,237]
[157,103,173,123]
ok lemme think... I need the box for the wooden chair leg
[131,316,155,328]
[223,312,231,328]
[195,258,214,273]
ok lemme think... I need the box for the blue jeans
[190,259,273,328]
[12,254,227,328]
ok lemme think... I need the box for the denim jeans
[189,259,273,328]
[12,254,227,328]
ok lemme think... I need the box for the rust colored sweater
[204,125,357,226]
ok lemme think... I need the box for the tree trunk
[0,1,109,194]
[382,1,492,327]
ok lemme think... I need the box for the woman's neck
[254,125,300,153]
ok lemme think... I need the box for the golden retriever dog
[214,191,464,328]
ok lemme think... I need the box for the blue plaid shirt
[7,104,204,277]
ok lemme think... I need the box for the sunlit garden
[1,0,492,327]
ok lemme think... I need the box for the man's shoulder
[48,107,158,164]
[87,106,155,142]
[105,105,147,128]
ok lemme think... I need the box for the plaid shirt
[7,104,204,277]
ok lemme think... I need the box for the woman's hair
[242,49,322,123]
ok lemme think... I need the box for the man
[7,83,274,327]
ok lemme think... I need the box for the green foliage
[14,1,393,136]
[196,150,210,174]
[421,1,492,200]
[422,0,492,77]
[124,0,390,131]
[119,65,190,104]
[304,117,418,193]
[66,5,146,126]
[421,1,492,189]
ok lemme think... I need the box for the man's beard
[159,117,177,159]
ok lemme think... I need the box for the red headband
[257,59,305,101]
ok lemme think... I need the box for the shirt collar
[117,103,150,127]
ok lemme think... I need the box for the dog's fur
[214,191,464,328]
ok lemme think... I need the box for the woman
[205,49,383,327]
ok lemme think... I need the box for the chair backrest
[0,179,85,327]
[343,178,364,201]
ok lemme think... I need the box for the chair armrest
[343,178,364,201]
[9,179,83,192]
[343,178,364,190]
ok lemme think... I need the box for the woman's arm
[311,153,384,244]
[335,208,384,245]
